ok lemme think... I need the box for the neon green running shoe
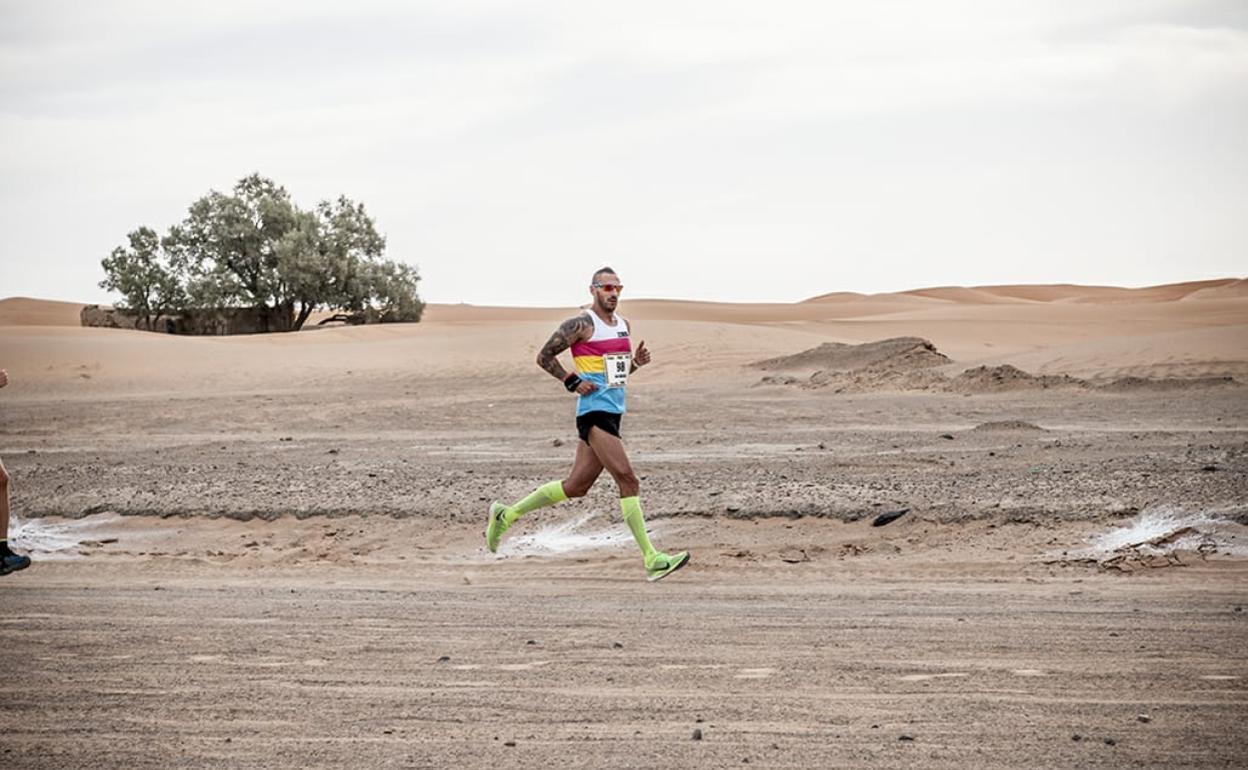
[645,550,690,582]
[486,502,511,553]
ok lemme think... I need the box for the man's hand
[633,340,651,369]
[575,379,598,395]
[0,369,7,389]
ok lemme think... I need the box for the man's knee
[615,470,640,494]
[563,479,591,498]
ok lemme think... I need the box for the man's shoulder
[558,312,594,342]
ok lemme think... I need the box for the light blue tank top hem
[575,373,626,416]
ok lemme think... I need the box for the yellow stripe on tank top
[573,355,606,374]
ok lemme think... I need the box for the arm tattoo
[537,314,592,380]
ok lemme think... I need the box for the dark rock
[437,655,450,663]
[899,734,915,742]
[872,508,910,527]
[692,729,703,741]
[504,741,516,747]
[613,642,624,649]
[1137,714,1151,723]
[1103,738,1116,746]
[939,433,955,440]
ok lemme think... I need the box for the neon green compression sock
[503,480,567,525]
[620,496,657,559]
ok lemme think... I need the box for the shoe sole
[646,551,690,582]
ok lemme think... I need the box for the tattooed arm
[536,313,594,382]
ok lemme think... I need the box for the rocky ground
[1,340,1246,768]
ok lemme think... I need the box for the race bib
[603,353,631,387]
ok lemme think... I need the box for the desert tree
[99,226,187,330]
[128,173,424,331]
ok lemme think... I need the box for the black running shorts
[576,410,622,443]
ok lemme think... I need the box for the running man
[1,369,32,576]
[485,267,689,581]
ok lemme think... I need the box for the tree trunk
[293,303,314,331]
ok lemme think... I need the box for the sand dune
[896,279,1242,305]
[1184,278,1248,301]
[2,278,1245,395]
[800,290,871,303]
[0,297,86,326]
[5,277,1243,327]
[897,286,1028,305]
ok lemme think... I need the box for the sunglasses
[592,283,623,293]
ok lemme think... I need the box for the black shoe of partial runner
[0,552,31,575]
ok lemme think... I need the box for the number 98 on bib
[603,353,631,388]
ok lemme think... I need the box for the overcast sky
[1,0,1245,306]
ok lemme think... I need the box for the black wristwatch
[563,373,582,392]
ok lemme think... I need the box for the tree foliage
[98,227,186,331]
[101,174,423,332]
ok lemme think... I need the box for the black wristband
[563,374,582,392]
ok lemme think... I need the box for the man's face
[590,274,623,312]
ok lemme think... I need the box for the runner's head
[589,267,623,313]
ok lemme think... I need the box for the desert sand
[1,279,1246,768]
